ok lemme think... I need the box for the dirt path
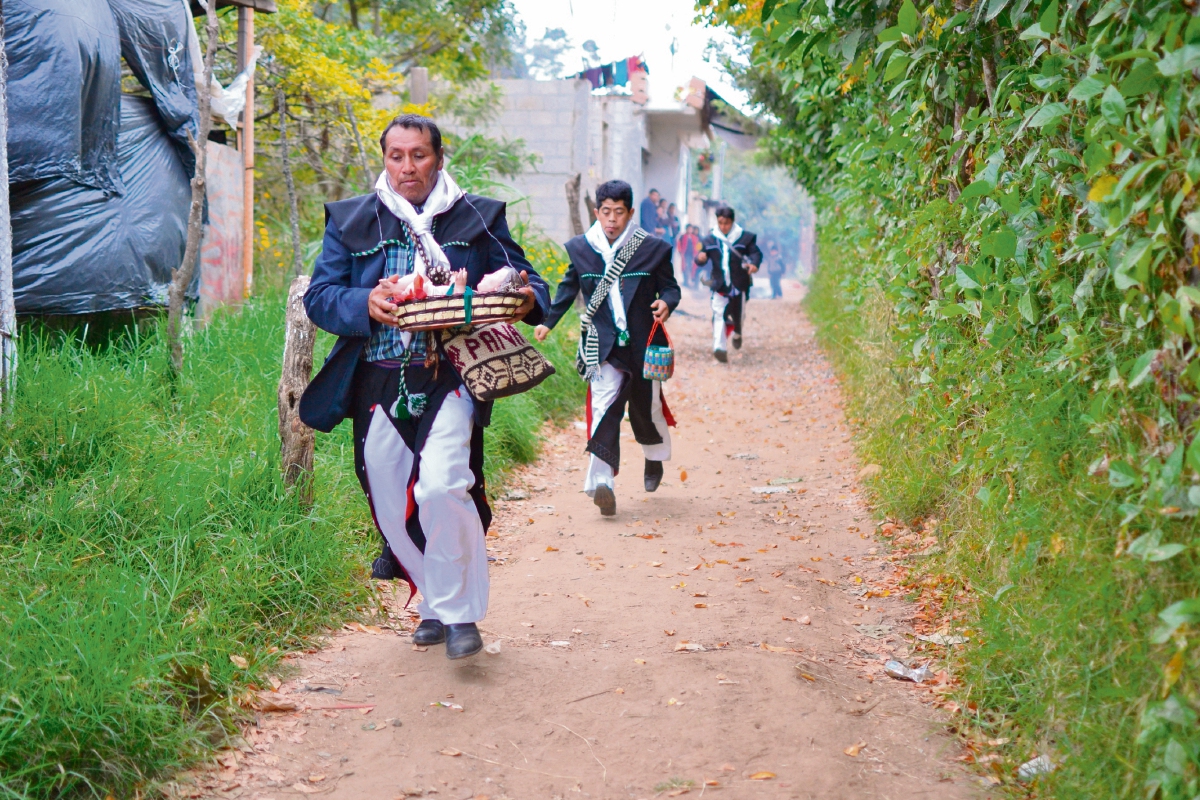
[188,284,980,800]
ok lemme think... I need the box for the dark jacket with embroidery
[543,231,680,367]
[697,230,762,295]
[299,192,550,433]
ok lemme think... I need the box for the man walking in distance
[535,180,681,517]
[766,242,786,299]
[695,205,762,362]
[640,187,664,236]
[299,114,550,659]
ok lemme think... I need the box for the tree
[166,0,219,373]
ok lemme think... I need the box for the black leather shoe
[644,459,663,492]
[713,349,727,363]
[732,332,743,350]
[412,618,445,645]
[445,623,483,659]
[593,484,617,516]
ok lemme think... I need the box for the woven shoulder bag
[439,322,556,402]
[642,318,674,381]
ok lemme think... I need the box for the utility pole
[0,8,15,408]
[237,6,255,298]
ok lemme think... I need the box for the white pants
[583,361,672,493]
[362,388,488,624]
[711,292,730,352]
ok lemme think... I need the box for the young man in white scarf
[300,115,550,660]
[534,180,681,517]
[695,205,763,362]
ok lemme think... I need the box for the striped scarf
[576,227,647,380]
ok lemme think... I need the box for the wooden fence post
[565,173,584,237]
[278,274,315,503]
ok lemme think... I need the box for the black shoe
[593,484,617,516]
[732,333,742,350]
[445,623,484,659]
[644,459,663,492]
[412,618,445,645]
[713,349,727,363]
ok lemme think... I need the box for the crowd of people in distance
[636,188,791,296]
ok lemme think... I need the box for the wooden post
[0,11,14,408]
[238,7,256,298]
[278,274,315,503]
[565,173,584,237]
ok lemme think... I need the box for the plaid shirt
[362,236,428,363]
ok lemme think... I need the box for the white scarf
[374,169,465,279]
[712,223,744,290]
[585,220,636,334]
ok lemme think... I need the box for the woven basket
[392,290,525,331]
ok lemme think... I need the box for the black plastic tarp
[12,97,193,315]
[5,0,201,315]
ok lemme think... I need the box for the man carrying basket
[535,180,680,517]
[299,115,550,660]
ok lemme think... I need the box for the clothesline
[576,56,649,91]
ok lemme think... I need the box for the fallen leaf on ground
[614,687,625,694]
[844,741,867,757]
[345,622,384,635]
[680,470,688,482]
[749,771,776,780]
[858,464,881,479]
[667,698,682,706]
[634,658,646,665]
[760,643,790,653]
[439,748,462,757]
[810,556,822,562]
[649,561,663,567]
[694,603,708,608]
[521,622,534,627]
[692,591,708,597]
[664,629,676,636]
[253,692,298,713]
[705,780,720,786]
[412,645,428,652]
[307,774,326,783]
[291,782,319,794]
[674,642,704,652]
[799,615,811,625]
[430,701,464,711]
[545,546,559,552]
[229,655,248,669]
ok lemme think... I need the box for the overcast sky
[507,0,749,111]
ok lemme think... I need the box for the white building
[458,78,711,244]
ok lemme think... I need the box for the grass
[0,292,583,799]
[806,245,1199,796]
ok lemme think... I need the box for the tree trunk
[0,11,15,409]
[346,102,373,190]
[278,274,316,504]
[347,0,359,28]
[584,191,597,225]
[565,173,584,237]
[166,1,219,374]
[278,89,304,277]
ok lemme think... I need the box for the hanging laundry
[575,56,649,89]
[614,59,628,86]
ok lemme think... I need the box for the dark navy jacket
[543,232,680,366]
[298,192,550,433]
[697,230,762,295]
